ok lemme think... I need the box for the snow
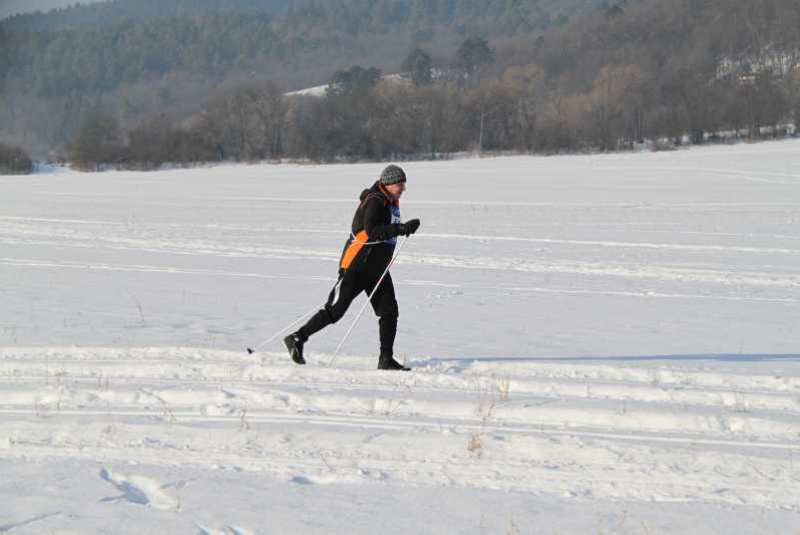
[1,141,800,533]
[285,74,409,97]
[284,84,328,97]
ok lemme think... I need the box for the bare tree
[67,112,124,169]
[0,143,33,175]
[502,63,546,151]
[588,64,647,149]
[200,82,286,161]
[284,95,328,162]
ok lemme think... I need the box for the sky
[0,0,105,20]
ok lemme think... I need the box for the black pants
[297,270,399,357]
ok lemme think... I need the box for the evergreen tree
[328,66,382,95]
[402,48,433,87]
[455,36,494,87]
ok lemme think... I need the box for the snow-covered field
[1,142,799,534]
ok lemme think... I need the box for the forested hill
[2,0,605,33]
[1,0,612,98]
[6,0,797,166]
[2,12,279,97]
[0,0,291,31]
[0,0,616,156]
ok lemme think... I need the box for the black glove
[398,218,420,237]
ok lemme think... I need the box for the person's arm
[363,197,420,240]
[362,196,396,241]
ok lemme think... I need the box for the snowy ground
[1,142,799,534]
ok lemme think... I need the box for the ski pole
[328,236,410,367]
[246,302,323,355]
[247,276,343,355]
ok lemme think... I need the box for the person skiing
[283,164,421,370]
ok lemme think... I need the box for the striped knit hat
[380,165,407,185]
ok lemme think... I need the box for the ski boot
[378,353,410,371]
[283,333,306,365]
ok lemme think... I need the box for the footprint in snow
[99,467,179,511]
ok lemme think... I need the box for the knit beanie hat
[380,164,407,185]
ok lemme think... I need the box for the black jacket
[339,181,402,277]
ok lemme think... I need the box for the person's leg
[368,273,407,370]
[298,274,362,339]
[285,272,364,364]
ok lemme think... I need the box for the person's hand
[400,219,420,237]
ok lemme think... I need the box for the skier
[283,164,420,370]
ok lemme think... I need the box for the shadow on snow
[421,353,800,366]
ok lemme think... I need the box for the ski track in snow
[2,214,800,302]
[3,143,800,531]
[0,256,797,304]
[1,347,799,510]
[0,512,65,533]
[194,523,255,535]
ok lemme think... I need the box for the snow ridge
[2,347,799,511]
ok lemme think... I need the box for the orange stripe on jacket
[340,230,369,270]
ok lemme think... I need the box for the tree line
[0,143,33,174]
[5,0,800,169]
[0,0,600,157]
[66,0,800,169]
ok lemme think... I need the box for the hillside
[0,0,291,30]
[2,0,798,162]
[1,0,609,94]
[1,0,621,157]
[1,0,604,33]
